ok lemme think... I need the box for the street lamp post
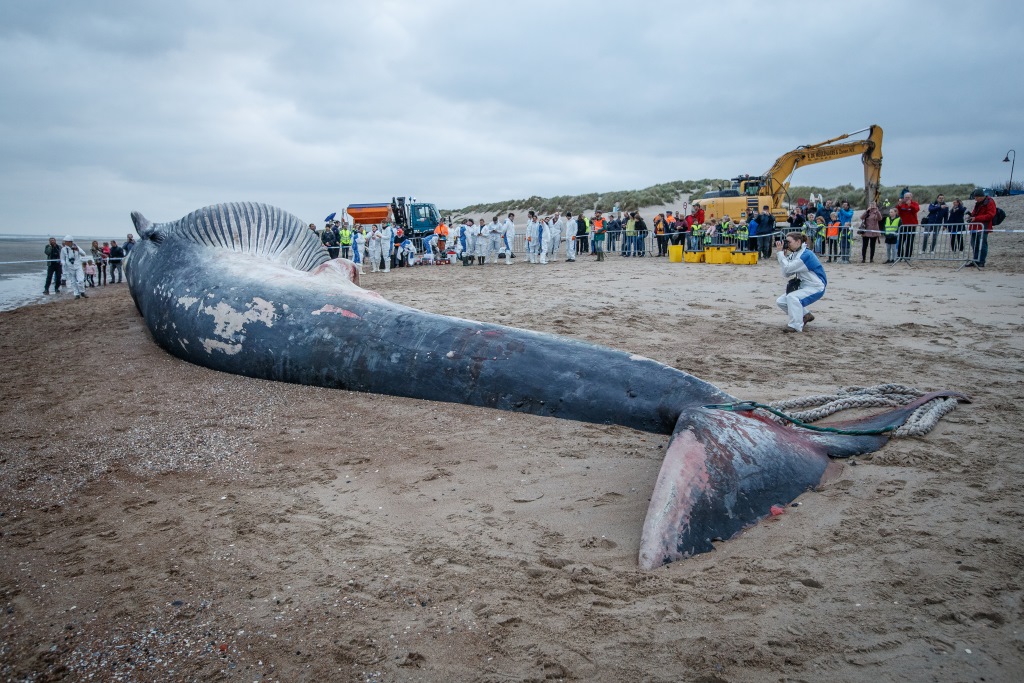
[1003,149,1016,195]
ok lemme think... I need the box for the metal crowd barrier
[885,222,979,269]
[765,222,986,268]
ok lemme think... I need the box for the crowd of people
[306,187,1001,275]
[43,234,136,299]
[34,189,1000,336]
[787,189,998,267]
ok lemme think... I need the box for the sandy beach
[2,224,1023,681]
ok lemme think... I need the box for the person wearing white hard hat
[60,236,88,298]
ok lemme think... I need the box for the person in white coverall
[502,214,516,260]
[547,213,561,261]
[367,225,383,272]
[487,217,502,263]
[466,219,479,264]
[775,232,826,333]
[526,213,539,263]
[453,220,467,261]
[537,216,551,264]
[498,217,513,264]
[379,223,395,272]
[60,236,87,298]
[564,212,577,261]
[352,227,365,274]
[401,237,419,265]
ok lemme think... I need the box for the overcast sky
[2,0,1021,236]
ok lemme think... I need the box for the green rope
[703,401,896,436]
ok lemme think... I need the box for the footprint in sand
[875,479,907,496]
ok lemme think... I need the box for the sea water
[0,235,124,312]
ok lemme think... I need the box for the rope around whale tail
[706,384,962,437]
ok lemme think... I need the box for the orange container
[346,203,391,225]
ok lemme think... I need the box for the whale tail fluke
[639,391,969,570]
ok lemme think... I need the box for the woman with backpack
[966,189,998,268]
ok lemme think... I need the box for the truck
[345,197,442,238]
[697,125,883,224]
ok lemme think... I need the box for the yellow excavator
[697,125,883,224]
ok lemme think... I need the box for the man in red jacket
[895,192,920,259]
[967,189,998,268]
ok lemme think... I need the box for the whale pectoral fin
[639,407,834,570]
[638,391,970,569]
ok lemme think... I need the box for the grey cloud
[0,0,1021,235]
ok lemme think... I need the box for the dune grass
[449,181,979,217]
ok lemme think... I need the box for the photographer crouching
[775,232,826,333]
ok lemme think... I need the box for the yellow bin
[668,244,683,262]
[731,251,759,265]
[705,246,734,264]
[683,250,704,263]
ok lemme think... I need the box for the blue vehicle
[390,196,441,238]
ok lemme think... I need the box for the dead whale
[125,202,965,569]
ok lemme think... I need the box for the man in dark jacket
[922,194,949,252]
[757,206,776,259]
[635,215,649,256]
[43,237,62,294]
[108,240,126,283]
[606,216,621,253]
[321,223,340,259]
[576,215,588,255]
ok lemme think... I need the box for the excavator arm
[761,125,883,208]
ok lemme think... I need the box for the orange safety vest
[826,222,840,238]
[435,223,449,238]
[592,218,605,233]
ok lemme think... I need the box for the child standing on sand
[84,258,97,287]
[826,212,841,262]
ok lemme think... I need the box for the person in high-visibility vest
[718,216,733,246]
[339,225,352,259]
[653,213,667,256]
[883,208,901,263]
[591,213,606,260]
[690,222,703,251]
[593,213,607,261]
[736,222,749,247]
[826,212,841,262]
[623,213,637,256]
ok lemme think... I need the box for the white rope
[894,397,960,437]
[765,384,958,438]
